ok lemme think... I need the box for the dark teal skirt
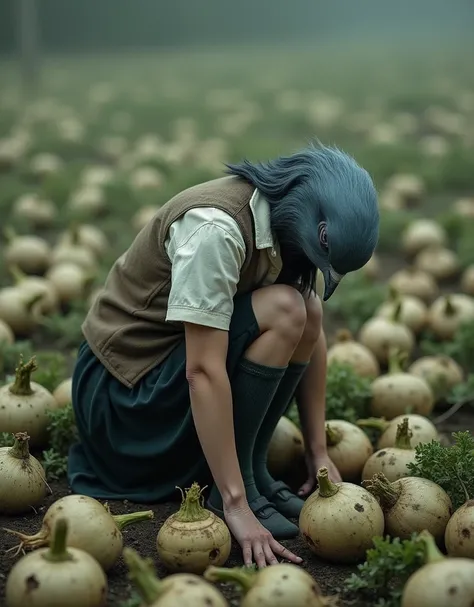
[68,293,260,503]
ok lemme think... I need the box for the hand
[223,501,302,568]
[297,450,342,497]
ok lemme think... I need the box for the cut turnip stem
[5,517,108,607]
[357,414,438,449]
[4,494,154,570]
[123,546,229,606]
[0,431,50,514]
[204,563,337,607]
[299,467,384,564]
[363,473,452,544]
[401,529,474,607]
[156,482,231,574]
[361,418,416,482]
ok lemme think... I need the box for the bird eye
[318,222,328,251]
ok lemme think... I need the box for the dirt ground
[1,405,472,607]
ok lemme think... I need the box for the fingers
[242,541,253,568]
[298,478,314,496]
[270,538,303,564]
[252,541,267,569]
[262,540,279,566]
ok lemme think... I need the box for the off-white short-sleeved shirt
[164,188,283,330]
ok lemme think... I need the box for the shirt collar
[249,188,276,251]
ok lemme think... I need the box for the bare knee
[252,284,307,345]
[301,291,323,344]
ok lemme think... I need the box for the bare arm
[184,322,246,509]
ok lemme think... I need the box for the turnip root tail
[416,530,445,564]
[356,417,390,432]
[174,482,210,523]
[123,546,163,604]
[203,565,257,592]
[9,355,37,396]
[317,467,340,497]
[362,473,401,509]
[325,424,343,447]
[111,509,154,531]
[394,418,413,450]
[3,526,49,557]
[387,348,409,374]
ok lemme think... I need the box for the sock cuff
[239,357,288,380]
[287,361,309,374]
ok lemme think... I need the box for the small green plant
[40,403,78,481]
[344,534,425,607]
[0,340,34,376]
[0,432,15,447]
[118,593,142,607]
[42,305,88,349]
[407,431,474,509]
[33,351,69,393]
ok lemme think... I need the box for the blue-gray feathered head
[225,143,379,300]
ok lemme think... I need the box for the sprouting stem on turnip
[415,530,445,564]
[43,518,74,563]
[9,355,37,396]
[204,565,257,591]
[394,418,412,449]
[387,348,409,374]
[407,431,474,509]
[122,547,162,604]
[111,509,155,531]
[316,467,340,497]
[357,417,390,433]
[363,473,401,509]
[174,482,209,522]
[325,424,342,447]
[390,300,403,323]
[443,296,457,317]
[9,431,32,459]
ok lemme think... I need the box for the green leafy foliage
[446,374,474,406]
[40,404,78,481]
[344,534,425,607]
[419,320,474,371]
[0,340,34,376]
[42,304,88,349]
[0,432,14,447]
[407,431,474,509]
[32,351,69,393]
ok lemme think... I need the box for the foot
[260,480,305,519]
[207,494,299,540]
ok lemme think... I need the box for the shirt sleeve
[165,208,247,330]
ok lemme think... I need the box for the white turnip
[0,432,49,514]
[3,229,52,275]
[10,265,59,315]
[461,265,474,296]
[325,420,373,482]
[0,287,44,335]
[327,329,380,378]
[363,473,452,544]
[401,530,474,607]
[58,224,108,259]
[157,482,231,574]
[361,418,416,482]
[414,246,460,282]
[370,349,434,419]
[204,563,336,607]
[267,416,305,480]
[445,500,474,559]
[401,219,447,257]
[408,354,464,401]
[0,356,58,447]
[45,262,92,305]
[428,294,474,340]
[357,414,438,449]
[375,289,428,335]
[123,547,229,607]
[388,266,438,303]
[5,518,107,607]
[299,467,384,564]
[4,493,154,571]
[53,378,72,407]
[12,193,57,228]
[0,318,14,345]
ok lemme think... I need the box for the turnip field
[0,44,474,607]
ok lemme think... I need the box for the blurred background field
[1,1,474,605]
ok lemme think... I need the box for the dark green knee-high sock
[253,361,309,518]
[206,358,299,540]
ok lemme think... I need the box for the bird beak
[322,266,344,301]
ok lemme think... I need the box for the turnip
[325,420,373,482]
[204,563,336,607]
[157,482,231,574]
[3,229,52,275]
[401,219,447,257]
[130,167,164,191]
[401,529,474,607]
[46,262,91,304]
[298,467,384,564]
[370,349,434,419]
[10,265,59,315]
[358,303,415,364]
[361,418,416,482]
[327,329,380,378]
[375,289,428,335]
[385,173,425,207]
[123,547,229,607]
[58,224,108,259]
[51,241,97,272]
[132,205,160,232]
[0,432,49,514]
[0,286,43,335]
[5,517,107,607]
[12,193,57,228]
[0,318,14,345]
[445,500,474,559]
[454,197,474,218]
[388,266,438,303]
[357,414,439,449]
[408,355,464,401]
[363,473,452,544]
[53,377,72,407]
[4,493,154,571]
[67,186,106,215]
[267,416,305,480]
[428,294,474,340]
[414,245,460,282]
[29,152,63,178]
[0,356,58,447]
[461,265,474,296]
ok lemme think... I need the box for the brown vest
[82,175,262,387]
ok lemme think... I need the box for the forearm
[188,367,246,508]
[295,328,328,456]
